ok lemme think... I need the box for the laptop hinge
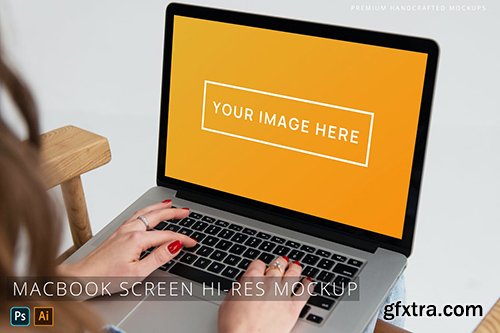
[176,189,379,254]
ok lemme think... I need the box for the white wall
[1,1,498,332]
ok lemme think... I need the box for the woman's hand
[59,200,197,278]
[218,256,313,333]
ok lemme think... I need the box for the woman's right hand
[59,200,197,278]
[218,256,313,333]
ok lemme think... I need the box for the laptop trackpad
[119,299,218,332]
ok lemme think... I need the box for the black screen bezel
[156,3,439,257]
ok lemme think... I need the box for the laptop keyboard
[140,210,365,326]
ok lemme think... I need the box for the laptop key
[202,216,217,223]
[273,245,291,257]
[207,262,226,274]
[315,282,341,298]
[306,314,324,324]
[289,250,305,261]
[228,224,243,231]
[189,212,203,219]
[231,233,248,243]
[215,219,229,227]
[258,241,276,252]
[308,295,335,310]
[193,257,212,269]
[242,227,257,236]
[210,250,228,261]
[302,266,320,278]
[332,254,347,262]
[332,263,358,278]
[223,254,241,266]
[159,260,175,271]
[347,258,363,267]
[244,237,262,247]
[180,253,198,264]
[179,218,196,227]
[258,252,275,264]
[221,266,240,279]
[202,235,219,247]
[256,232,271,240]
[303,254,320,265]
[238,258,252,270]
[205,225,222,235]
[316,249,331,258]
[285,240,301,249]
[154,221,168,230]
[192,221,209,231]
[218,229,235,239]
[184,243,201,252]
[165,224,181,232]
[169,263,232,291]
[169,218,180,224]
[229,244,247,255]
[179,228,194,236]
[299,305,311,319]
[190,232,206,242]
[243,248,261,259]
[300,245,316,253]
[334,275,351,289]
[215,240,233,251]
[317,270,335,283]
[270,236,286,244]
[318,258,335,270]
[196,246,214,257]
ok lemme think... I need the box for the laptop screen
[164,15,428,239]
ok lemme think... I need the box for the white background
[1,1,498,332]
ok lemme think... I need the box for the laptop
[66,3,438,332]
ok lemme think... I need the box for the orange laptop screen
[165,16,428,239]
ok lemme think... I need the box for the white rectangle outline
[201,80,374,167]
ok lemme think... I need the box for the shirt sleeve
[104,325,126,333]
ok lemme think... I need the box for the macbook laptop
[66,3,438,332]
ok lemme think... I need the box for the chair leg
[61,176,93,249]
[374,319,412,333]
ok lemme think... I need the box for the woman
[0,38,311,332]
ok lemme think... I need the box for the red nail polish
[305,276,313,282]
[167,240,182,254]
[293,260,301,267]
[283,256,289,262]
[182,207,189,210]
[162,199,172,203]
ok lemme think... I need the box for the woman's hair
[0,37,101,331]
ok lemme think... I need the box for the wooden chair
[40,125,436,333]
[475,299,500,333]
[40,125,111,261]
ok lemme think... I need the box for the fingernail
[182,207,189,211]
[305,276,313,282]
[167,240,182,254]
[283,256,289,262]
[293,260,301,267]
[162,199,172,203]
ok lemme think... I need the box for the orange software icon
[34,306,54,327]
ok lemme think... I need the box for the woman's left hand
[59,200,197,278]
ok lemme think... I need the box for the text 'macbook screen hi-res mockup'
[165,16,428,239]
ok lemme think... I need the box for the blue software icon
[10,306,30,326]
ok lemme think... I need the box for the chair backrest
[40,125,111,261]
